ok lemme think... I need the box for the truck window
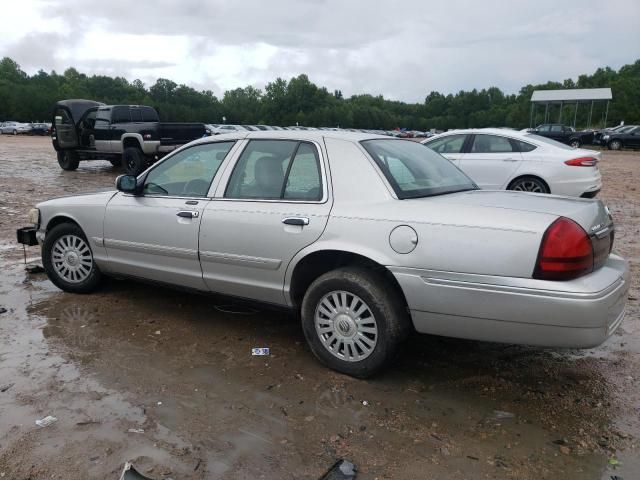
[141,107,159,122]
[112,106,131,124]
[95,108,111,126]
[130,108,143,122]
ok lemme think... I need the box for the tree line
[0,56,638,130]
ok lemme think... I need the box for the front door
[458,134,522,189]
[423,134,469,166]
[199,139,332,304]
[53,107,78,149]
[103,140,237,289]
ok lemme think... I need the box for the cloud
[1,0,639,101]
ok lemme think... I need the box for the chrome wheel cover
[51,234,93,283]
[512,180,544,193]
[314,290,378,362]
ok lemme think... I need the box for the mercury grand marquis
[17,131,629,377]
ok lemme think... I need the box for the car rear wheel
[42,223,102,293]
[57,150,80,171]
[569,139,581,148]
[123,147,146,176]
[301,267,410,378]
[508,176,549,194]
[609,139,623,150]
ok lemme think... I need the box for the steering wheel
[182,178,210,196]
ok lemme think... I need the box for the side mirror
[116,175,139,194]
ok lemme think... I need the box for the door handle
[502,158,518,162]
[282,217,309,226]
[177,210,199,219]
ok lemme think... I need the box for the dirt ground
[0,135,638,480]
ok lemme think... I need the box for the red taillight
[565,157,598,167]
[533,217,593,280]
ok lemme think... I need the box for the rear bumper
[391,254,629,348]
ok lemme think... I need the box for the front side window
[550,125,563,132]
[361,139,476,199]
[537,125,550,132]
[225,140,323,201]
[143,142,235,197]
[424,134,467,154]
[470,135,515,153]
[95,108,111,126]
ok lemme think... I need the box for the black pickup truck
[53,99,207,175]
[528,123,595,148]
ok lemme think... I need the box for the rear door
[93,108,112,152]
[423,134,469,165]
[110,106,131,154]
[53,107,78,149]
[199,138,332,304]
[626,127,640,147]
[458,134,522,189]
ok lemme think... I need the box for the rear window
[361,139,477,199]
[141,106,159,122]
[112,106,131,124]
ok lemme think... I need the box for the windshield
[524,133,576,150]
[361,139,477,199]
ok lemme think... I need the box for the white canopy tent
[530,88,612,128]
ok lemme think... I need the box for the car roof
[426,128,533,139]
[190,130,390,146]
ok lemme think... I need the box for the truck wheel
[301,267,410,378]
[123,147,146,176]
[57,150,80,171]
[569,139,581,148]
[42,223,102,293]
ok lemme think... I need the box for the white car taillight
[564,157,598,167]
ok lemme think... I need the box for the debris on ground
[119,462,156,480]
[25,264,45,274]
[127,428,145,434]
[252,347,270,355]
[0,383,14,392]
[35,415,57,427]
[319,459,357,479]
[0,307,7,314]
[490,410,515,420]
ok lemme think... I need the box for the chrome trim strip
[91,236,104,247]
[200,250,282,270]
[104,238,197,259]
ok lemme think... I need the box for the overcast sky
[1,0,638,102]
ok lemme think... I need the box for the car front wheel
[123,147,146,176]
[301,267,410,378]
[609,139,623,150]
[42,223,102,293]
[569,139,581,148]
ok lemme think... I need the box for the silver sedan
[19,131,629,377]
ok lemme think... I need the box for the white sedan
[422,128,602,197]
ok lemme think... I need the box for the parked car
[422,128,602,197]
[592,124,634,145]
[52,99,207,175]
[600,125,640,150]
[0,121,31,135]
[209,125,248,134]
[28,123,52,136]
[529,123,594,148]
[17,131,628,377]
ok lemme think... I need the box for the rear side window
[516,140,537,152]
[225,140,322,201]
[424,134,467,154]
[550,125,563,132]
[130,108,143,122]
[141,107,159,122]
[470,135,515,153]
[112,106,131,124]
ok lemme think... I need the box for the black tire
[123,147,146,175]
[608,139,623,151]
[301,267,410,378]
[569,138,581,148]
[42,223,102,294]
[109,157,122,168]
[13,129,17,135]
[508,176,550,194]
[57,150,80,171]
